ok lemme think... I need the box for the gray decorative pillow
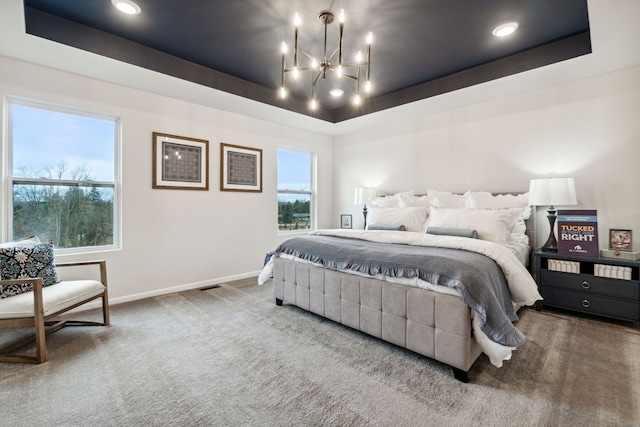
[367,224,407,231]
[426,226,478,239]
[0,242,59,299]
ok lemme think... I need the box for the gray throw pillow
[426,226,478,239]
[367,224,406,231]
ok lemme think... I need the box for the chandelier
[279,10,372,110]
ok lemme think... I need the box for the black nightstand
[534,250,640,323]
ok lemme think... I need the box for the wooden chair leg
[102,291,110,326]
[33,279,47,364]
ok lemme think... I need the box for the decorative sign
[557,210,599,257]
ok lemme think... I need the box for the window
[277,149,313,232]
[5,97,120,251]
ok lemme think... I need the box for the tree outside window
[6,98,120,251]
[277,149,313,232]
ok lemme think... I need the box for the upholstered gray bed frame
[272,193,535,382]
[272,259,481,382]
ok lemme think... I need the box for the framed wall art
[609,229,632,251]
[341,214,352,229]
[220,143,262,192]
[152,132,209,190]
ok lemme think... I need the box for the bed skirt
[271,258,483,382]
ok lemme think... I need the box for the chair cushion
[0,242,60,298]
[0,280,105,319]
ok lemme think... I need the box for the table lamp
[528,177,577,252]
[354,187,377,229]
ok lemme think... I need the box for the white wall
[333,66,640,251]
[0,56,333,303]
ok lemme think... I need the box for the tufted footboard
[272,258,483,382]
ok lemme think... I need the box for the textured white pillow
[367,207,429,233]
[427,207,523,245]
[368,190,416,208]
[0,235,41,249]
[465,192,531,219]
[427,189,467,208]
[369,196,400,208]
[399,194,433,208]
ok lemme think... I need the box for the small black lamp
[528,177,577,252]
[354,187,377,229]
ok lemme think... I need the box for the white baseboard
[72,270,262,312]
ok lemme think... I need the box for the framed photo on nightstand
[340,214,352,229]
[609,229,632,251]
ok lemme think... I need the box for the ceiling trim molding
[25,6,591,124]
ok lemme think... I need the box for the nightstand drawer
[541,270,640,300]
[541,287,640,321]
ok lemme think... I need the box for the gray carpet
[1,277,639,426]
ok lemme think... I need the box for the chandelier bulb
[356,51,362,62]
[280,87,286,99]
[337,65,343,78]
[353,94,361,106]
[281,42,287,54]
[339,9,345,23]
[366,32,373,45]
[310,99,318,110]
[365,80,372,93]
[293,67,299,80]
[311,58,318,69]
[294,13,301,27]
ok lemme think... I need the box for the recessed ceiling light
[492,22,518,37]
[111,0,142,15]
[329,89,344,97]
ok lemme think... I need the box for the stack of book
[547,259,580,274]
[594,264,632,280]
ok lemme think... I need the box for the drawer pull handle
[581,281,590,289]
[581,299,591,308]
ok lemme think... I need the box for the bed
[259,190,541,382]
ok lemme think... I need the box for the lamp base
[541,206,558,252]
[362,205,368,230]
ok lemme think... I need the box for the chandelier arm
[323,18,329,61]
[367,42,371,81]
[338,15,344,65]
[328,47,339,63]
[294,26,299,68]
[286,66,318,72]
[342,73,358,80]
[339,62,369,67]
[312,72,323,87]
[281,54,285,87]
[297,48,314,60]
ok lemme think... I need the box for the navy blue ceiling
[23,0,590,122]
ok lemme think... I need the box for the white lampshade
[528,178,577,207]
[354,187,377,205]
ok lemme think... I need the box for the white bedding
[260,229,542,367]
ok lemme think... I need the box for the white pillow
[427,207,523,245]
[427,189,467,208]
[369,190,415,208]
[0,235,41,249]
[465,192,531,219]
[399,195,433,208]
[369,196,400,208]
[367,207,429,233]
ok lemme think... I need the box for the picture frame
[152,132,209,190]
[609,229,632,251]
[341,214,352,229]
[220,143,262,192]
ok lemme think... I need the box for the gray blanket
[270,235,524,347]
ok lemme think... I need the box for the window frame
[3,96,122,254]
[277,147,315,235]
